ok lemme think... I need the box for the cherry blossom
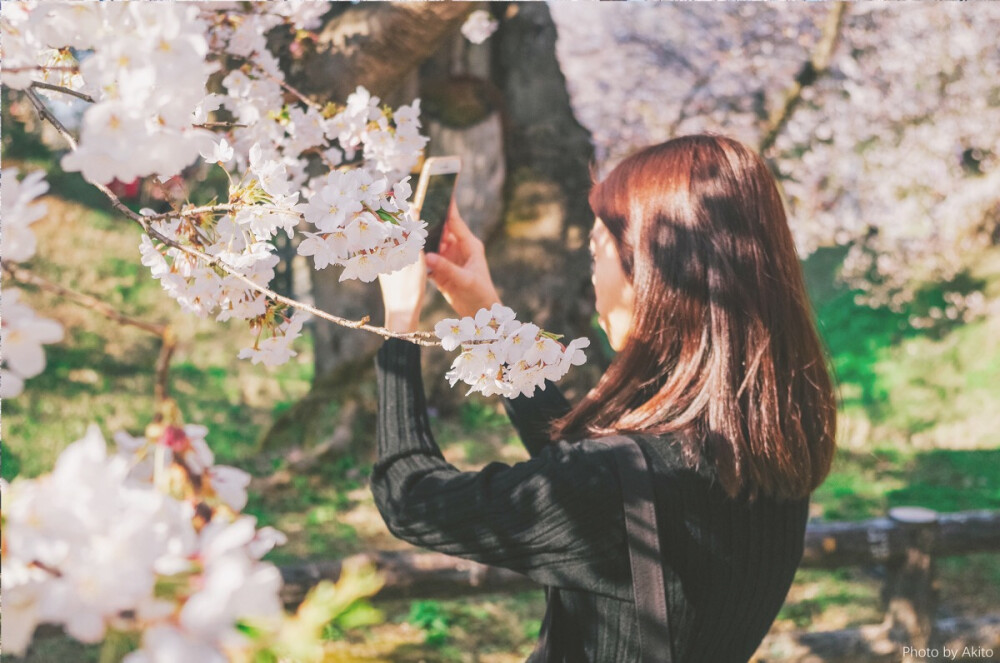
[199,137,235,165]
[205,465,253,512]
[435,303,592,398]
[0,425,199,653]
[0,421,306,660]
[1,168,64,398]
[24,3,220,184]
[0,289,65,399]
[2,167,49,262]
[461,9,499,45]
[549,2,1000,323]
[238,309,310,368]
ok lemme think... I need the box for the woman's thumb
[426,252,463,288]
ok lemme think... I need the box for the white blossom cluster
[138,205,312,368]
[297,168,428,283]
[0,290,63,399]
[461,9,499,45]
[0,2,85,92]
[209,6,428,184]
[3,2,216,183]
[2,2,434,370]
[434,303,590,398]
[135,138,304,348]
[1,424,287,661]
[549,2,1000,323]
[1,168,64,398]
[238,309,311,368]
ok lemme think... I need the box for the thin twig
[758,2,848,154]
[143,203,238,222]
[668,61,720,135]
[193,121,248,129]
[244,59,321,110]
[154,327,177,404]
[30,81,94,103]
[3,263,178,403]
[23,87,440,347]
[4,64,79,74]
[4,263,168,337]
[25,87,79,148]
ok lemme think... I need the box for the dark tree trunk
[290,2,476,102]
[262,2,602,450]
[486,1,604,380]
[422,2,607,412]
[261,3,477,451]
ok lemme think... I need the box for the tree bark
[293,2,478,384]
[291,3,476,102]
[261,4,478,450]
[472,1,607,395]
[263,2,602,448]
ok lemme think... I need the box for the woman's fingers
[426,252,470,293]
[444,198,478,245]
[445,198,464,231]
[426,251,500,319]
[438,227,454,256]
[425,199,502,318]
[438,223,469,265]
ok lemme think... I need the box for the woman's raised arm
[370,336,631,600]
[500,381,572,458]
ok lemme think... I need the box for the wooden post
[882,506,939,661]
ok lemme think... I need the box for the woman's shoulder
[564,431,718,485]
[522,438,625,496]
[621,431,719,481]
[553,431,687,462]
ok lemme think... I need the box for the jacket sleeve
[500,379,572,458]
[370,336,632,600]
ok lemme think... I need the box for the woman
[374,134,837,662]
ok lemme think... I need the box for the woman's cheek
[593,277,607,318]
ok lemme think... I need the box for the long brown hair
[549,134,836,502]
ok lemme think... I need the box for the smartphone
[413,156,462,254]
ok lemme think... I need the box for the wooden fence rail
[800,508,1000,569]
[280,507,1000,662]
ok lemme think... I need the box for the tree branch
[2,262,178,402]
[668,62,720,135]
[193,121,248,129]
[22,87,440,347]
[297,2,478,101]
[30,81,94,103]
[758,2,848,154]
[143,203,238,222]
[244,59,321,110]
[4,65,79,74]
[3,263,168,337]
[154,327,177,404]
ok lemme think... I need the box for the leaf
[331,599,384,631]
[375,208,399,225]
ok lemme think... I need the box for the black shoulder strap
[603,434,674,663]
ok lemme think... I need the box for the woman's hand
[425,199,502,318]
[378,251,426,333]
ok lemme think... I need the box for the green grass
[334,591,546,662]
[777,568,882,630]
[801,244,1000,523]
[2,194,314,481]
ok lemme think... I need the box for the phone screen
[419,172,458,253]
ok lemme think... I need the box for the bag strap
[602,434,674,663]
